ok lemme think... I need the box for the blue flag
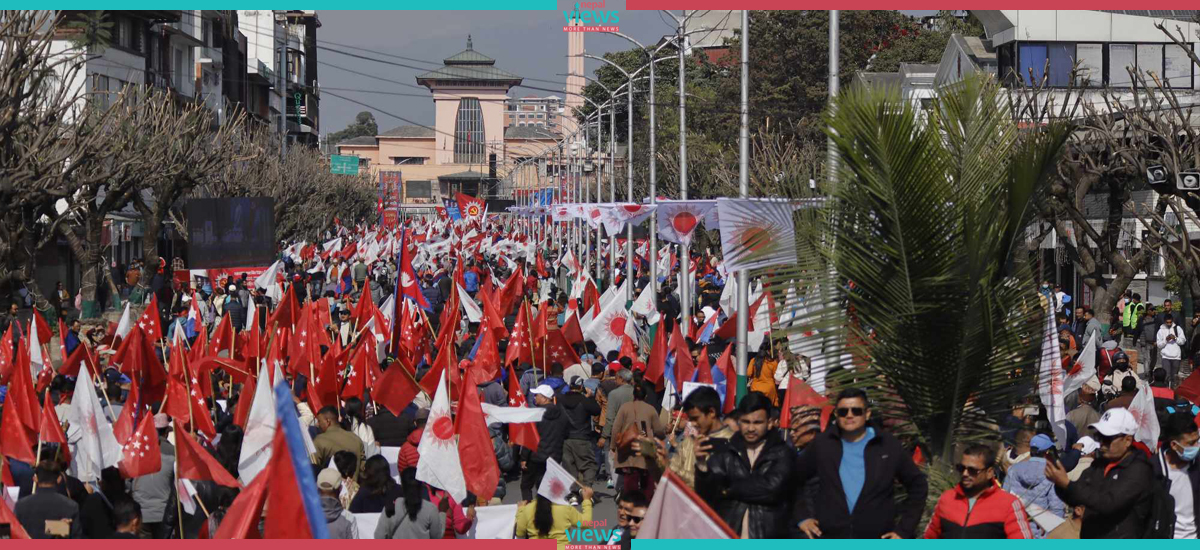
[272,381,331,538]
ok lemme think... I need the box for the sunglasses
[627,515,644,524]
[835,407,865,418]
[954,464,986,476]
[1098,433,1127,444]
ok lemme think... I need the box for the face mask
[1178,443,1200,462]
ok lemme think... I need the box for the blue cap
[1030,434,1055,452]
[583,378,601,393]
[1057,324,1071,334]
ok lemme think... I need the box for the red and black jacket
[924,483,1033,539]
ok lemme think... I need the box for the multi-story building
[238,10,285,131]
[505,95,565,133]
[282,10,320,146]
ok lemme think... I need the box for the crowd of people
[1,216,1199,541]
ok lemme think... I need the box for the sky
[315,6,936,135]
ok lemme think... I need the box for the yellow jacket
[515,499,593,550]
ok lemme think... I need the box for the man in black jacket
[519,384,568,503]
[695,391,794,539]
[561,377,601,486]
[1045,407,1155,538]
[794,388,928,539]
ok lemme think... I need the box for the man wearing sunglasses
[924,444,1033,538]
[1044,407,1155,538]
[794,388,928,539]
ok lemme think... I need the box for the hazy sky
[315,6,935,134]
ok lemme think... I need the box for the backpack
[1145,453,1177,538]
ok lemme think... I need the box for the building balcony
[198,45,223,67]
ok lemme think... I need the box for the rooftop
[417,35,523,88]
[505,126,559,139]
[337,135,378,146]
[379,125,435,138]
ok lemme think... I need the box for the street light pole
[735,9,751,399]
[828,10,839,187]
[677,11,691,329]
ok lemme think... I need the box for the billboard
[184,198,277,269]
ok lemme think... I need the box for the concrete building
[238,10,285,131]
[336,37,560,206]
[505,95,565,133]
[282,10,321,146]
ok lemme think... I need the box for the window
[1110,44,1136,87]
[1137,44,1164,85]
[453,97,485,164]
[358,157,371,168]
[1048,43,1074,87]
[1018,43,1048,84]
[1076,44,1103,87]
[1165,44,1193,89]
[392,157,425,165]
[173,47,184,88]
[117,17,132,49]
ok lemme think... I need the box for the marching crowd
[1,216,1199,541]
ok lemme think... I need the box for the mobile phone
[1045,447,1059,464]
[706,437,729,455]
[0,523,11,539]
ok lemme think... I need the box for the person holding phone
[662,386,735,489]
[610,379,665,499]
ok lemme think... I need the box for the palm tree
[745,74,1071,466]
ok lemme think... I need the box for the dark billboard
[185,197,276,269]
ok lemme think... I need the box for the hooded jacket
[533,403,569,463]
[1056,449,1155,539]
[1001,457,1065,538]
[560,391,601,441]
[792,423,929,539]
[924,484,1033,539]
[695,430,795,539]
[321,495,359,539]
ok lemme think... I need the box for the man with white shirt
[1155,412,1199,539]
[1157,315,1187,386]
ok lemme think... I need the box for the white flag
[416,370,467,502]
[537,458,577,505]
[70,371,123,482]
[28,319,43,377]
[254,260,283,291]
[1064,332,1097,399]
[637,472,735,539]
[657,200,716,247]
[460,504,518,539]
[716,198,798,272]
[585,291,630,356]
[457,284,483,323]
[245,301,257,332]
[630,281,658,321]
[1130,385,1161,449]
[238,361,276,483]
[480,403,546,425]
[1036,311,1068,450]
[115,302,134,340]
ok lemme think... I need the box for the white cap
[1090,408,1138,437]
[531,385,555,399]
[1075,436,1100,455]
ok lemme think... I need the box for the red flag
[669,323,695,389]
[287,308,318,377]
[778,375,828,432]
[58,341,98,379]
[0,338,38,463]
[455,369,500,502]
[397,229,430,310]
[456,192,485,220]
[479,286,510,341]
[645,323,669,387]
[531,301,549,341]
[696,345,714,384]
[213,459,269,539]
[637,470,736,539]
[38,391,70,464]
[561,312,584,348]
[338,340,370,400]
[421,339,459,399]
[270,284,299,330]
[139,294,164,342]
[505,303,535,367]
[57,317,69,363]
[263,426,315,538]
[473,320,502,382]
[535,330,581,371]
[118,410,162,479]
[0,325,13,385]
[497,267,525,317]
[190,322,210,364]
[232,372,257,429]
[0,497,31,539]
[507,364,540,452]
[536,251,549,278]
[716,343,736,414]
[1177,369,1200,405]
[266,327,290,374]
[174,425,240,487]
[164,346,192,426]
[31,309,51,352]
[374,360,422,417]
[113,379,141,446]
[210,314,234,357]
[713,311,740,341]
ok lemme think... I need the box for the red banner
[193,266,271,286]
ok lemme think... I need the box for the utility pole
[677,10,690,329]
[828,10,839,187]
[647,45,658,304]
[735,9,750,400]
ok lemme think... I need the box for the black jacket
[792,425,928,539]
[695,430,795,539]
[533,403,568,463]
[560,391,600,441]
[1056,449,1154,539]
[367,408,414,448]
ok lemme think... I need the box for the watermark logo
[563,2,619,33]
[565,520,620,549]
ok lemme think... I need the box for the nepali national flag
[185,295,202,339]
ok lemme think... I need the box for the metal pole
[735,9,750,399]
[648,53,658,305]
[678,11,691,329]
[595,113,603,283]
[609,102,616,288]
[278,26,286,160]
[828,10,839,187]
[625,79,635,302]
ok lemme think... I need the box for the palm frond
[728,74,1071,462]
